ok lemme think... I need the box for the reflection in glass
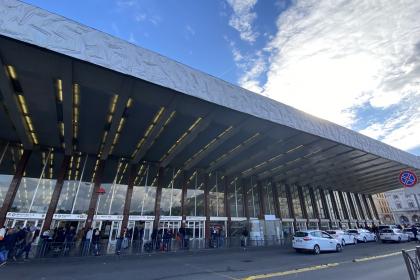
[228,178,244,218]
[130,164,157,216]
[160,168,182,216]
[209,172,225,217]
[11,149,59,213]
[290,185,303,219]
[185,171,205,217]
[262,181,274,215]
[276,184,290,218]
[302,187,315,219]
[324,191,336,220]
[245,178,260,218]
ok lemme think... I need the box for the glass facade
[302,187,315,219]
[0,143,21,208]
[208,172,225,217]
[324,191,337,220]
[314,188,326,219]
[160,168,182,216]
[245,178,260,218]
[227,178,244,218]
[184,171,205,217]
[130,164,158,216]
[10,149,62,213]
[276,184,290,218]
[290,185,303,219]
[350,193,362,220]
[262,181,275,215]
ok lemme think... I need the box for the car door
[321,232,336,250]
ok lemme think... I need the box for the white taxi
[346,229,377,243]
[326,230,357,246]
[293,230,342,255]
[380,228,409,243]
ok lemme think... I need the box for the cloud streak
[226,0,259,43]
[240,0,420,153]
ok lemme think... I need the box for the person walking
[0,226,7,264]
[92,229,101,256]
[3,228,18,261]
[241,227,249,247]
[17,226,35,260]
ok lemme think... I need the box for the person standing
[82,228,93,256]
[412,225,418,242]
[241,227,249,247]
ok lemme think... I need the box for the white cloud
[226,0,259,43]
[253,0,420,152]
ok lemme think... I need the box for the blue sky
[24,0,420,156]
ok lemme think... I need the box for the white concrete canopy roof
[0,0,419,193]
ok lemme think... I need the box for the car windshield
[294,232,308,237]
[403,229,412,232]
[347,230,358,233]
[326,231,336,234]
[381,229,392,233]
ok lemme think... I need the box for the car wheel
[336,244,342,253]
[354,238,357,244]
[313,245,320,255]
[341,239,346,246]
[295,248,302,253]
[381,240,386,243]
[374,236,378,242]
[398,237,402,243]
[363,237,367,243]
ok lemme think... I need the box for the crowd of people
[0,225,37,264]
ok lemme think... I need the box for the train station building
[0,0,419,247]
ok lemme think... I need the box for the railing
[24,235,286,259]
[402,247,420,280]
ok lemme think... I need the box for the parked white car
[293,230,342,255]
[347,229,377,243]
[380,229,410,243]
[402,229,416,240]
[326,230,357,246]
[378,225,398,232]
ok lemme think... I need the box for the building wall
[372,193,395,224]
[384,184,420,224]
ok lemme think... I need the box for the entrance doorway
[186,220,205,249]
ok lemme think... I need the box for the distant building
[372,193,395,224]
[384,184,420,225]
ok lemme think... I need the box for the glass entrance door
[186,221,205,249]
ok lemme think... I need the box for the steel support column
[257,180,266,220]
[329,190,340,221]
[297,186,308,220]
[338,191,350,220]
[223,176,231,237]
[346,192,358,221]
[203,172,210,242]
[368,194,380,221]
[84,160,106,230]
[0,150,31,226]
[354,193,367,222]
[120,164,138,237]
[308,187,320,221]
[42,155,71,233]
[153,167,164,230]
[242,179,250,220]
[361,194,373,221]
[285,185,296,231]
[180,171,188,222]
[271,181,281,219]
[319,188,331,228]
